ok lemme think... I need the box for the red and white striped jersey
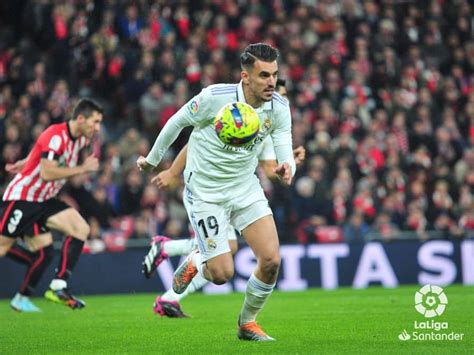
[3,122,89,202]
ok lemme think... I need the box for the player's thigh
[228,239,238,255]
[24,232,53,252]
[231,198,278,260]
[46,208,90,240]
[241,214,280,261]
[0,235,16,256]
[226,225,239,254]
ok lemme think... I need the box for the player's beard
[262,82,275,100]
[246,84,273,104]
[261,89,274,102]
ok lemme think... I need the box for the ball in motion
[214,102,260,146]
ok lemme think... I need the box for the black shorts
[0,199,71,238]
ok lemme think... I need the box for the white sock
[239,273,275,325]
[163,239,195,257]
[161,272,209,302]
[49,279,67,291]
[190,250,213,282]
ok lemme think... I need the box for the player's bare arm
[151,145,188,189]
[40,155,99,181]
[274,162,293,185]
[261,146,306,180]
[5,159,26,174]
[5,153,31,174]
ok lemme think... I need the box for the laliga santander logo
[414,284,448,318]
[399,285,463,342]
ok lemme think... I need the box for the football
[214,102,260,146]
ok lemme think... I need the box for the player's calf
[256,254,281,284]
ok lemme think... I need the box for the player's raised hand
[136,155,155,172]
[293,146,306,166]
[81,155,99,173]
[5,159,26,174]
[151,169,178,189]
[274,162,293,185]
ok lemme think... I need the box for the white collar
[236,81,273,111]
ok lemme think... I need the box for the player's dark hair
[71,98,103,120]
[276,78,286,88]
[240,43,279,69]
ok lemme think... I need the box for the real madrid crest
[263,117,272,131]
[207,239,217,251]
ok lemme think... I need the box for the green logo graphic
[398,329,411,341]
[414,284,448,318]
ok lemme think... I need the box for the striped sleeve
[38,127,65,161]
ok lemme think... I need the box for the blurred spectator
[139,82,173,133]
[367,212,399,242]
[118,5,143,40]
[343,212,370,243]
[118,168,144,216]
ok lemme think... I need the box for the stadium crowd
[0,0,473,249]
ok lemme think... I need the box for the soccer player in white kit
[137,43,295,341]
[142,136,305,318]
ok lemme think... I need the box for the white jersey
[257,136,277,161]
[146,81,294,202]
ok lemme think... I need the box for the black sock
[55,236,84,281]
[6,243,35,266]
[19,245,54,296]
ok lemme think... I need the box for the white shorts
[190,223,237,250]
[183,187,272,262]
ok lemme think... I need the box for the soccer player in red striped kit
[0,98,103,312]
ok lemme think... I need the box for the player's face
[242,60,278,106]
[80,111,103,138]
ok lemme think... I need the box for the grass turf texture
[0,286,472,354]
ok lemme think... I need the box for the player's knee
[260,255,281,279]
[71,221,90,240]
[212,272,234,285]
[79,223,90,240]
[208,265,234,285]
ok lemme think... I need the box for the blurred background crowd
[0,0,473,252]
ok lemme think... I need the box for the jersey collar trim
[66,121,77,141]
[236,81,273,111]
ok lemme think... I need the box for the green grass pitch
[0,285,472,354]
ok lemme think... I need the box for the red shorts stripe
[0,201,16,232]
